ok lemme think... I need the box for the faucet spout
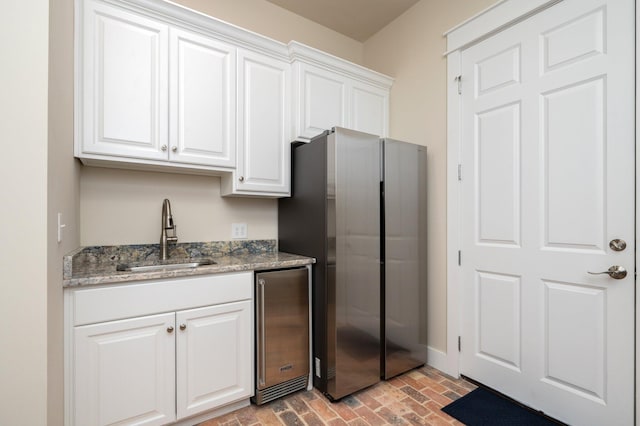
[160,198,178,260]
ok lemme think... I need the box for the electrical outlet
[231,223,247,239]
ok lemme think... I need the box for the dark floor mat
[442,387,563,426]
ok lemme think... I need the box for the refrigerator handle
[258,278,266,387]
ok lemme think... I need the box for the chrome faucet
[159,199,178,260]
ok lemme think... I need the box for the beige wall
[0,1,50,424]
[172,0,364,65]
[80,0,364,246]
[48,0,79,425]
[81,169,276,245]
[363,0,496,353]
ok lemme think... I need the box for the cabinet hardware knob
[171,146,177,153]
[179,324,186,331]
[239,176,245,182]
[167,326,174,333]
[161,145,167,152]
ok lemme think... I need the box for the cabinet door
[176,301,252,419]
[294,63,348,141]
[74,313,176,426]
[350,81,389,137]
[169,28,236,168]
[81,1,168,160]
[234,49,290,195]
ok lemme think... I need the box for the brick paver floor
[199,365,475,425]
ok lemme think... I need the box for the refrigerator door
[255,268,309,393]
[383,139,428,379]
[327,127,381,399]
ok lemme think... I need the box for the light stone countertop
[63,240,314,287]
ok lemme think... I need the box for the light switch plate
[57,213,66,243]
[231,223,247,239]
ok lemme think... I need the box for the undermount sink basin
[116,259,216,273]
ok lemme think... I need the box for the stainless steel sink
[116,259,216,272]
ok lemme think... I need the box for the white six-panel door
[459,0,634,424]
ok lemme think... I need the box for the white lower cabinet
[176,302,251,419]
[74,313,177,426]
[66,273,253,426]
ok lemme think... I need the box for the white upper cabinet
[78,0,239,171]
[222,49,290,196]
[290,42,393,142]
[75,0,392,196]
[169,28,236,168]
[294,62,348,141]
[79,1,169,161]
[350,81,389,137]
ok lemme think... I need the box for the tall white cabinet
[75,0,392,197]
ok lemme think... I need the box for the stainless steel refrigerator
[278,127,428,400]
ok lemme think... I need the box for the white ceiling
[263,0,420,42]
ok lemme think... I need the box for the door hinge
[457,164,462,181]
[458,250,461,266]
[458,336,461,352]
[455,75,462,94]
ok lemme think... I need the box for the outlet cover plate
[231,223,247,239]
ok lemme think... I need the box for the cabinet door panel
[82,1,168,160]
[296,63,347,140]
[169,28,236,167]
[350,82,389,137]
[74,312,176,426]
[235,49,290,194]
[176,301,252,419]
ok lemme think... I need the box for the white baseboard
[427,346,458,378]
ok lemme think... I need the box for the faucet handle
[168,225,178,243]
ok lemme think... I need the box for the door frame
[443,0,637,422]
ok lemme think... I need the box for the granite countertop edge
[63,243,315,288]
